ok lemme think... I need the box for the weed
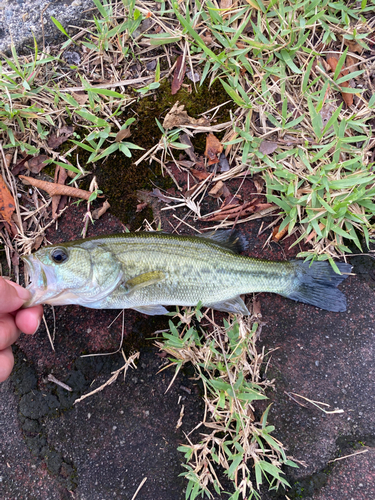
[156,308,297,499]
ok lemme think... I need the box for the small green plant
[156,309,297,499]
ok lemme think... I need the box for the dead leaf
[221,194,241,208]
[204,133,223,165]
[163,102,210,130]
[208,181,224,198]
[340,69,354,107]
[92,200,111,220]
[186,71,200,83]
[179,133,197,162]
[326,56,338,73]
[48,125,74,149]
[272,224,289,242]
[259,140,278,155]
[218,153,230,172]
[190,168,211,181]
[115,128,132,142]
[326,55,354,107]
[32,235,44,251]
[201,200,274,222]
[200,32,214,45]
[0,173,16,225]
[320,104,334,128]
[12,155,32,176]
[27,155,49,174]
[19,175,95,201]
[345,54,358,72]
[343,39,363,54]
[252,297,262,317]
[52,165,68,219]
[138,188,177,205]
[171,55,186,95]
[72,91,89,105]
[220,0,232,9]
[252,175,265,193]
[136,202,148,212]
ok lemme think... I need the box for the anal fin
[133,304,169,315]
[206,296,250,315]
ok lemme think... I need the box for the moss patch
[63,79,233,229]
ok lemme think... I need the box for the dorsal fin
[197,230,248,254]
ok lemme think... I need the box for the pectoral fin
[124,270,165,293]
[133,305,169,315]
[206,296,250,315]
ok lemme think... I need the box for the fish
[22,230,352,314]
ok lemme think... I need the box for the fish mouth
[21,255,49,307]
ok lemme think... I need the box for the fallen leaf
[48,125,74,149]
[252,297,262,317]
[52,165,68,219]
[204,133,223,165]
[259,140,278,155]
[190,168,211,181]
[12,155,32,176]
[326,55,354,107]
[136,202,148,212]
[186,71,200,83]
[63,51,81,65]
[19,175,95,201]
[72,91,89,105]
[326,56,338,72]
[201,32,214,45]
[201,200,274,221]
[179,133,197,162]
[220,0,232,9]
[343,39,363,54]
[115,128,132,142]
[92,200,111,220]
[27,155,49,174]
[221,194,241,208]
[32,235,44,251]
[0,173,15,225]
[320,104,334,128]
[171,55,186,95]
[163,102,210,130]
[340,69,353,107]
[208,181,224,198]
[272,224,289,242]
[138,188,177,205]
[252,175,265,193]
[218,153,230,172]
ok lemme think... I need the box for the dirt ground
[0,201,374,500]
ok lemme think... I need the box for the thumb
[0,278,31,314]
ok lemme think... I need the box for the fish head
[22,244,97,307]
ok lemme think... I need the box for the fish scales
[22,231,352,314]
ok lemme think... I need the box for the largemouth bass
[22,231,352,314]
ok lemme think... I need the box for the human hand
[0,278,43,382]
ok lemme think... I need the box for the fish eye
[51,248,69,264]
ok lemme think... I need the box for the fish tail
[284,261,352,312]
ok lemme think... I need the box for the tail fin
[285,261,352,312]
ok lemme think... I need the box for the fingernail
[16,286,31,301]
[32,320,41,335]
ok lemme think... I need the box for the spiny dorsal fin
[197,230,248,254]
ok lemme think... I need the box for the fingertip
[15,306,43,335]
[0,347,14,383]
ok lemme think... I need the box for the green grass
[156,307,298,499]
